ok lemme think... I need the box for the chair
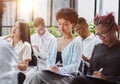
[18,72,26,84]
[79,60,88,75]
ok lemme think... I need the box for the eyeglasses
[95,28,113,38]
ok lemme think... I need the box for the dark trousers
[70,76,119,84]
[29,70,74,84]
[18,72,26,84]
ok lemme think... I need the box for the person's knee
[70,76,91,84]
[32,71,41,79]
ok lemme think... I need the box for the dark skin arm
[82,55,91,63]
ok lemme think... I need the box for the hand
[4,34,14,40]
[32,45,39,52]
[92,71,106,80]
[50,66,59,73]
[82,55,90,63]
[18,59,30,71]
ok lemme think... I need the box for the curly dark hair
[77,17,88,27]
[56,8,78,25]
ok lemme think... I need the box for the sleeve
[22,42,32,61]
[32,45,47,60]
[0,36,6,39]
[38,50,48,60]
[38,38,55,60]
[106,76,120,82]
[46,39,56,69]
[87,45,96,75]
[31,34,38,46]
[0,40,18,84]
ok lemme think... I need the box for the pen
[55,61,63,67]
[55,61,60,66]
[99,68,103,72]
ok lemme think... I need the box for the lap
[70,75,118,84]
[30,70,74,84]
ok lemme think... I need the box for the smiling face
[33,17,46,36]
[11,21,30,42]
[35,24,45,36]
[11,22,21,38]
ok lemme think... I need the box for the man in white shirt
[0,39,18,84]
[31,17,55,71]
[75,17,101,74]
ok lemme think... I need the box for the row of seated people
[1,20,32,84]
[0,17,55,84]
[0,7,120,84]
[28,8,120,84]
[70,13,120,84]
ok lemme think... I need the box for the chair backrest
[28,54,37,66]
[78,60,88,75]
[28,47,37,66]
[18,72,26,84]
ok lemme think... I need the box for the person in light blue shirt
[46,37,81,75]
[0,39,18,84]
[29,8,82,84]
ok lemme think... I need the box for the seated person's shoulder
[46,32,55,39]
[0,39,11,48]
[75,36,82,42]
[94,35,102,43]
[24,41,31,47]
[0,38,17,54]
[95,43,105,48]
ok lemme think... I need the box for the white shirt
[0,39,18,84]
[31,29,55,70]
[9,40,31,62]
[76,33,102,72]
[76,33,101,59]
